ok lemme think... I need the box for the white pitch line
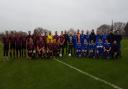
[55,59,123,89]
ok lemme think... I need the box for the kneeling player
[37,44,44,58]
[36,35,45,58]
[95,39,104,58]
[103,40,111,59]
[76,43,82,57]
[46,41,53,58]
[81,39,88,57]
[88,40,96,58]
[111,40,119,59]
[53,39,60,57]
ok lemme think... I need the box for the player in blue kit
[83,31,90,57]
[76,43,82,57]
[102,31,108,43]
[80,30,88,57]
[85,31,90,43]
[80,30,85,45]
[82,37,89,57]
[73,32,77,55]
[75,30,82,57]
[95,39,104,58]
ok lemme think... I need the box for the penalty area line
[54,59,123,89]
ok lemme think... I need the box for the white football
[59,54,62,57]
[68,53,71,56]
[33,50,36,53]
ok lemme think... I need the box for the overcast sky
[0,0,128,33]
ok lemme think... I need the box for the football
[59,53,62,57]
[68,53,71,56]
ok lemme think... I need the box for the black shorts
[16,45,21,50]
[27,49,33,57]
[22,45,26,49]
[4,45,9,50]
[10,44,15,49]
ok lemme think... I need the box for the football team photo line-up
[2,29,122,60]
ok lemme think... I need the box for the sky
[0,0,128,33]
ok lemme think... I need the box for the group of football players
[2,29,122,60]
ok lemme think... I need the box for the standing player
[21,33,27,57]
[9,31,16,58]
[102,31,108,43]
[96,30,103,43]
[107,30,114,44]
[58,31,65,57]
[82,31,89,57]
[53,31,60,57]
[89,29,96,43]
[43,32,47,50]
[53,31,59,42]
[80,30,85,46]
[26,31,34,59]
[47,31,53,43]
[67,32,73,56]
[76,30,82,57]
[80,30,86,57]
[46,32,53,58]
[114,31,122,57]
[32,32,37,57]
[63,30,68,54]
[85,30,90,43]
[77,29,81,44]
[73,31,77,55]
[2,31,10,61]
[15,32,22,58]
[42,32,48,58]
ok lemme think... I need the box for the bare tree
[124,22,128,37]
[67,28,75,34]
[113,22,126,35]
[97,24,111,33]
[34,27,50,35]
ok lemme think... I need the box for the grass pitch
[0,40,128,89]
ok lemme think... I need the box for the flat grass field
[0,39,128,89]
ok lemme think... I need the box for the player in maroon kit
[15,32,22,58]
[53,31,60,57]
[2,31,10,60]
[43,32,48,57]
[26,31,34,59]
[63,30,68,54]
[21,33,27,57]
[58,31,65,57]
[36,33,45,58]
[46,39,53,58]
[9,31,16,58]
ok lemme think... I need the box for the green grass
[0,40,128,89]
